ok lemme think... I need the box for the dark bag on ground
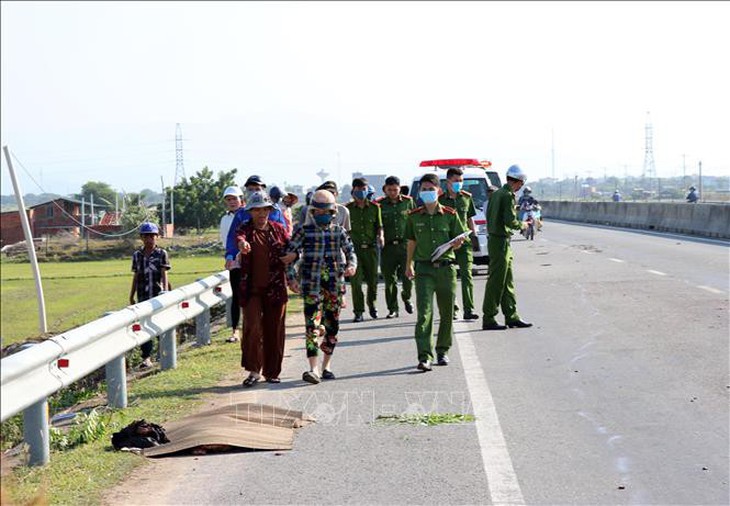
[111,419,170,450]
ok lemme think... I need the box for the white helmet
[523,186,532,193]
[223,185,243,199]
[506,164,527,182]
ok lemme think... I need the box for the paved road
[105,222,729,505]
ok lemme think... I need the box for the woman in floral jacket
[235,191,290,386]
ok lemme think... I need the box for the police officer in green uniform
[405,173,467,371]
[438,167,479,320]
[481,165,533,330]
[346,177,384,322]
[377,176,415,318]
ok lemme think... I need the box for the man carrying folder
[405,173,467,372]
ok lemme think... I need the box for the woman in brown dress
[235,191,290,386]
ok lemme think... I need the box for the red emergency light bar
[419,159,481,168]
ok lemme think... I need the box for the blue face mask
[451,182,463,193]
[353,190,367,200]
[314,214,333,226]
[419,190,438,204]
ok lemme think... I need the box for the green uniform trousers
[380,243,412,312]
[481,236,520,324]
[414,262,457,362]
[455,243,474,313]
[351,246,378,314]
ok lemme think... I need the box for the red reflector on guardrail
[181,301,190,308]
[57,359,69,368]
[132,323,141,332]
[214,287,222,293]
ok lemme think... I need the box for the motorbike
[522,209,536,240]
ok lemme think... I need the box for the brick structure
[0,197,84,247]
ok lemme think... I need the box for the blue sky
[2,1,729,196]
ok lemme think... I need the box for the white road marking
[647,270,667,276]
[697,285,724,295]
[455,329,524,505]
[580,250,593,254]
[609,258,625,263]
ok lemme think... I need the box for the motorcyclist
[612,190,621,202]
[517,186,538,220]
[686,186,699,203]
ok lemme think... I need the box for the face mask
[353,190,367,200]
[451,182,463,193]
[419,190,438,204]
[314,214,333,226]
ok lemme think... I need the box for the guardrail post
[195,309,211,346]
[159,329,177,370]
[23,399,49,466]
[105,354,128,408]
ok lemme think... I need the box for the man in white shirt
[220,185,244,342]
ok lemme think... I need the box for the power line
[9,151,154,238]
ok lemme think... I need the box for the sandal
[266,377,281,384]
[242,375,260,388]
[302,370,321,385]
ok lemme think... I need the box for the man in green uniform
[405,173,467,371]
[481,164,533,330]
[438,167,479,321]
[346,177,384,322]
[377,176,415,318]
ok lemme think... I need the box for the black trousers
[229,267,242,330]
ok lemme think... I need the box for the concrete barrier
[540,201,730,239]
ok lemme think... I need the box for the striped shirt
[285,222,357,296]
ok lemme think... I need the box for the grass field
[1,255,226,345]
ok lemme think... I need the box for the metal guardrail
[0,270,232,465]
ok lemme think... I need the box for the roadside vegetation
[1,336,243,505]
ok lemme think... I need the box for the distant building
[0,197,89,247]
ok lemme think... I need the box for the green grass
[3,336,242,505]
[374,413,476,426]
[1,255,226,345]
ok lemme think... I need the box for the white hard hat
[506,165,527,182]
[223,185,243,198]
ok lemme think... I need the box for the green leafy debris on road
[374,413,475,426]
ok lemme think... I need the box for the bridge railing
[0,270,232,466]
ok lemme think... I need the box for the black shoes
[369,308,378,319]
[302,370,321,384]
[321,369,336,380]
[482,322,508,330]
[386,310,398,319]
[404,301,414,314]
[417,360,432,372]
[463,312,479,321]
[436,354,449,366]
[353,313,364,323]
[506,320,533,328]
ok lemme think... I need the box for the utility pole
[160,176,166,237]
[171,123,185,238]
[643,111,656,195]
[3,145,48,334]
[698,160,703,202]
